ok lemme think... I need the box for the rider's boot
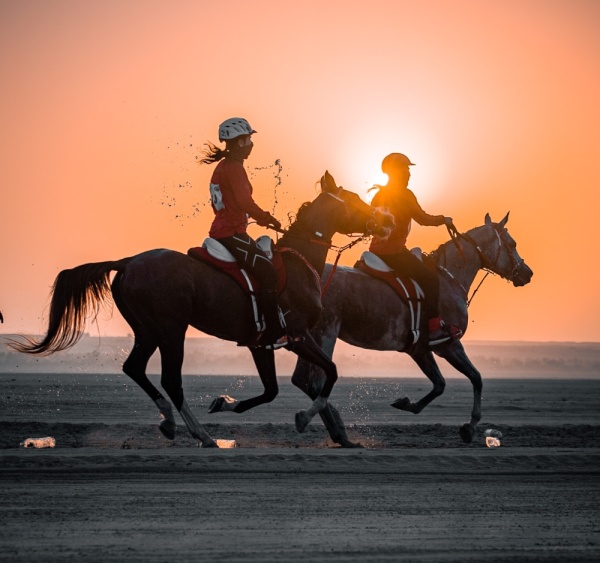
[428,317,463,346]
[259,289,287,348]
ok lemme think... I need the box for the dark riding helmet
[381,153,415,175]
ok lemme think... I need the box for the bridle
[325,188,384,239]
[269,189,383,296]
[443,224,525,306]
[273,189,382,248]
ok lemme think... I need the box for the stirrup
[264,335,289,350]
[429,321,462,346]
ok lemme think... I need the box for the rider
[369,153,463,346]
[201,117,285,346]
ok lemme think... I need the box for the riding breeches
[216,233,277,292]
[374,249,440,319]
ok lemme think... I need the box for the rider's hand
[444,217,459,236]
[267,216,282,231]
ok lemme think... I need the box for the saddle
[354,250,426,345]
[187,236,287,345]
[188,236,287,295]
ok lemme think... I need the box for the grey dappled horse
[11,175,394,447]
[291,213,533,445]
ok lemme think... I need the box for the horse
[10,174,394,448]
[290,212,533,446]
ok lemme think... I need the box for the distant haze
[1,335,598,379]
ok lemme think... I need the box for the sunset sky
[1,0,599,343]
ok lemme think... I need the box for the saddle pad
[202,238,237,262]
[361,251,394,272]
[355,253,424,304]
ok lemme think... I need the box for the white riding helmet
[218,117,257,142]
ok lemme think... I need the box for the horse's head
[471,212,533,287]
[277,172,395,270]
[317,171,395,239]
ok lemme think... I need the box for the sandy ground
[1,375,599,562]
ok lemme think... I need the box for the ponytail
[200,142,228,165]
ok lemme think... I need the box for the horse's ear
[485,213,492,225]
[320,170,339,194]
[499,212,510,229]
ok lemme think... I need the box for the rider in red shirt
[369,153,462,346]
[201,117,285,346]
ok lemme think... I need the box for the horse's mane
[429,239,449,262]
[292,187,337,226]
[428,224,483,264]
[294,201,312,225]
[283,201,312,234]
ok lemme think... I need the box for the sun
[362,170,389,203]
[332,125,448,206]
[335,152,391,204]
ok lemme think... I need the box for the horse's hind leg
[288,334,339,433]
[209,347,278,414]
[113,278,177,439]
[291,357,359,448]
[434,341,482,443]
[392,350,446,413]
[122,336,176,440]
[158,331,217,448]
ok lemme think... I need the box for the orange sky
[1,0,599,342]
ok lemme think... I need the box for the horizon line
[1,332,599,346]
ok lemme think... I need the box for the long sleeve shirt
[369,186,445,255]
[208,157,273,238]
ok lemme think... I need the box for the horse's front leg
[392,350,446,413]
[208,347,278,414]
[434,341,482,443]
[288,334,338,433]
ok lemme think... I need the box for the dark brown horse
[10,175,394,447]
[291,213,533,445]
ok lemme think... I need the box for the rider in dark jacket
[201,117,285,346]
[369,153,462,346]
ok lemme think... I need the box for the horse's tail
[9,258,131,355]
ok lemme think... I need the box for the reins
[466,271,490,307]
[321,235,368,297]
[270,223,370,297]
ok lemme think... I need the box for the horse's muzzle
[512,263,533,287]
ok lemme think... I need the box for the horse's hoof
[391,397,412,411]
[459,423,474,443]
[295,411,311,433]
[159,420,176,440]
[201,440,219,448]
[340,439,364,449]
[208,397,224,414]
